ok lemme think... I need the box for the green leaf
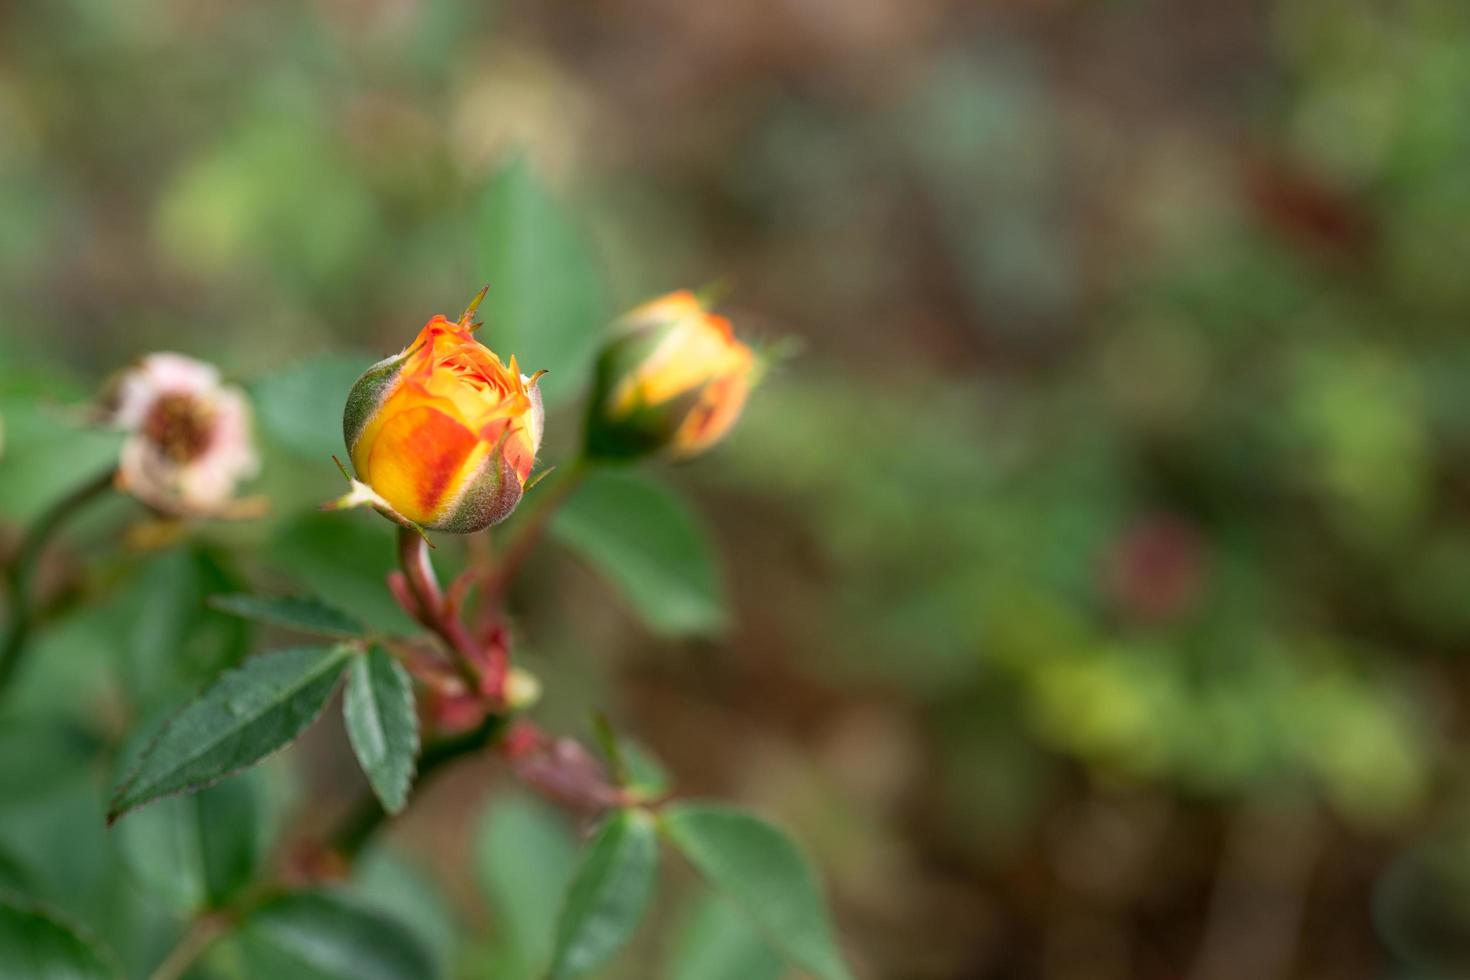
[268,513,420,634]
[474,794,577,975]
[342,647,420,814]
[620,740,672,800]
[233,890,438,980]
[667,895,783,980]
[0,896,120,980]
[348,850,458,978]
[0,728,185,976]
[108,645,354,823]
[550,469,727,637]
[251,354,377,461]
[0,376,123,524]
[0,720,101,804]
[550,808,659,978]
[211,593,365,639]
[117,547,253,708]
[114,770,263,911]
[476,156,608,407]
[0,845,33,894]
[590,722,670,800]
[0,762,117,940]
[660,804,852,980]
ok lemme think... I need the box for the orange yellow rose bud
[584,290,757,460]
[343,301,544,533]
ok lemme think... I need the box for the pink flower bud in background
[100,353,260,517]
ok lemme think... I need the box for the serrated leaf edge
[107,645,354,824]
[343,649,420,815]
[209,593,365,638]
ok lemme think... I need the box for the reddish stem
[325,511,618,866]
[385,570,425,624]
[397,529,443,612]
[395,528,501,700]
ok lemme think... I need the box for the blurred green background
[5,0,1470,977]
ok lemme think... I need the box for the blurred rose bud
[344,300,545,533]
[502,722,625,811]
[504,666,542,710]
[100,353,259,517]
[585,290,758,460]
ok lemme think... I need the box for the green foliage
[116,548,253,705]
[347,851,460,979]
[16,0,1470,974]
[0,369,122,525]
[551,469,727,637]
[473,794,578,978]
[155,110,383,297]
[230,891,438,980]
[618,740,673,801]
[211,593,365,639]
[666,896,783,980]
[108,645,354,822]
[342,647,419,815]
[661,804,852,980]
[0,896,119,980]
[252,354,378,462]
[550,808,659,978]
[0,847,32,894]
[0,732,124,934]
[0,721,99,804]
[267,514,420,634]
[476,156,609,407]
[114,770,264,912]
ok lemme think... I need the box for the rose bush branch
[309,298,558,861]
[309,287,762,861]
[393,526,491,694]
[0,466,116,697]
[320,532,625,862]
[103,287,851,980]
[145,911,234,980]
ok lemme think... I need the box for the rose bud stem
[384,570,426,623]
[0,466,117,700]
[395,527,498,696]
[323,461,605,864]
[325,416,606,862]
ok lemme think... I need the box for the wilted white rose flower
[101,353,259,517]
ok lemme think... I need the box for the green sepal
[320,456,433,546]
[585,388,704,461]
[430,377,542,533]
[342,346,415,461]
[433,449,522,533]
